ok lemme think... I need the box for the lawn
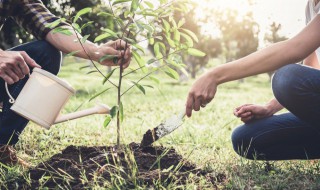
[2,57,320,189]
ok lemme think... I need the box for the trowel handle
[54,104,110,124]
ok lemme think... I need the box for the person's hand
[0,50,41,84]
[233,104,272,123]
[186,71,218,117]
[92,39,131,68]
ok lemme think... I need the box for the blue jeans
[0,40,61,145]
[232,64,320,160]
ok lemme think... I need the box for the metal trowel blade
[140,110,185,147]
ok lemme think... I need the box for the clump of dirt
[8,143,225,189]
[140,127,159,147]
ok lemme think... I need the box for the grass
[2,57,320,189]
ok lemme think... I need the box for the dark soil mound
[8,143,225,189]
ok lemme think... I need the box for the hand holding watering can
[5,68,110,129]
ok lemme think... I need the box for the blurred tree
[148,6,222,79]
[176,9,222,79]
[264,22,288,80]
[215,9,259,62]
[0,0,115,49]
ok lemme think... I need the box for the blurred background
[0,0,306,81]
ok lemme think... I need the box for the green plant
[51,0,205,146]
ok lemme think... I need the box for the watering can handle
[5,73,31,104]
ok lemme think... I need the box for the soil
[140,127,159,147]
[7,143,225,189]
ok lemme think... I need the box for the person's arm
[303,51,320,69]
[45,26,131,68]
[186,15,320,117]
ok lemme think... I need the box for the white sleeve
[306,1,311,24]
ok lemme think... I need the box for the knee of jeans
[272,64,302,105]
[231,125,256,160]
[38,41,61,75]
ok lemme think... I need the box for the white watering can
[5,68,110,129]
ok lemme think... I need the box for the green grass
[2,57,320,189]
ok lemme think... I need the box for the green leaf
[112,0,131,6]
[102,29,118,38]
[81,34,90,44]
[73,8,92,23]
[181,28,199,43]
[103,115,112,128]
[149,76,160,84]
[170,17,178,29]
[119,101,124,122]
[162,19,170,32]
[53,27,73,36]
[187,48,206,57]
[180,33,193,47]
[173,29,181,42]
[178,19,185,28]
[47,18,65,29]
[94,33,112,42]
[110,106,118,118]
[66,50,80,57]
[147,58,157,65]
[103,68,117,85]
[132,43,145,54]
[165,67,179,80]
[79,65,90,70]
[130,0,139,12]
[89,88,112,102]
[87,70,98,75]
[72,23,81,33]
[144,85,154,89]
[131,81,146,95]
[97,12,114,17]
[99,54,118,63]
[154,42,161,59]
[144,1,154,8]
[149,37,155,45]
[179,67,189,77]
[132,50,147,73]
[81,21,94,30]
[165,36,175,47]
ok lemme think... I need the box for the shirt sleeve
[305,1,311,24]
[10,0,69,40]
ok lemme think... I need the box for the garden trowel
[141,109,186,147]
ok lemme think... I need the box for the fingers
[0,51,41,84]
[186,93,194,117]
[99,41,132,68]
[1,74,14,84]
[241,115,255,123]
[5,69,19,83]
[20,51,41,69]
[234,104,253,117]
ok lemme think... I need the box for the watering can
[5,68,110,129]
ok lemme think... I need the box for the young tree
[55,0,205,146]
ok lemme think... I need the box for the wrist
[209,66,225,85]
[85,43,99,61]
[265,102,278,116]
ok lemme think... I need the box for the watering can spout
[54,104,110,124]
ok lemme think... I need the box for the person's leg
[272,64,320,125]
[232,63,320,160]
[0,40,61,145]
[231,113,320,160]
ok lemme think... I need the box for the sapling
[50,0,205,147]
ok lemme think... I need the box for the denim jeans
[232,64,320,160]
[0,40,61,145]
